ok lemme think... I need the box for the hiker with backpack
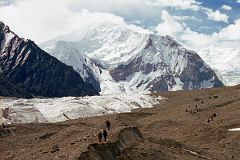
[98,131,103,143]
[103,129,108,142]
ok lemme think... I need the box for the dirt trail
[1,85,240,159]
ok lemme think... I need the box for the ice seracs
[1,94,163,123]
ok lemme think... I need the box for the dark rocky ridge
[0,21,99,97]
[179,52,223,90]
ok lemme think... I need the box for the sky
[0,0,239,50]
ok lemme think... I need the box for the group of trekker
[98,119,111,143]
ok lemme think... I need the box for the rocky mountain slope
[0,72,31,98]
[41,23,223,94]
[0,21,98,97]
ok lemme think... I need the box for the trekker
[207,119,210,124]
[106,120,111,130]
[98,131,103,143]
[103,130,108,142]
[213,113,217,118]
[211,114,214,121]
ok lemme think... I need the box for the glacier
[0,94,163,123]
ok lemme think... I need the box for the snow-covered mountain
[198,48,240,86]
[41,23,150,67]
[40,22,223,94]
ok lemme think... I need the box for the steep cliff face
[0,21,98,97]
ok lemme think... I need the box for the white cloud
[0,0,74,43]
[221,5,232,11]
[217,19,240,43]
[0,0,15,6]
[146,1,230,23]
[155,11,240,49]
[181,19,240,49]
[146,0,201,11]
[237,0,240,4]
[181,28,216,48]
[0,1,6,6]
[0,0,130,43]
[155,11,215,48]
[0,0,166,43]
[155,10,185,37]
[0,0,238,51]
[205,9,229,23]
[173,15,196,21]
